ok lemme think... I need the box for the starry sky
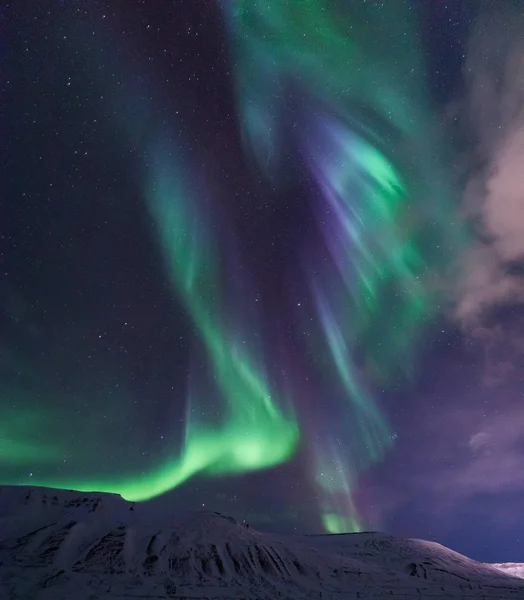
[2,0,524,563]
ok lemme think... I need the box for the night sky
[3,0,524,564]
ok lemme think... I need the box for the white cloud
[454,10,524,329]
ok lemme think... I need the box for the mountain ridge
[1,485,522,599]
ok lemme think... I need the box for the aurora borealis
[3,0,524,563]
[224,0,465,532]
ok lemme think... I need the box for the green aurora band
[1,11,298,502]
[223,0,467,532]
[141,143,299,497]
[1,2,467,530]
[1,142,299,502]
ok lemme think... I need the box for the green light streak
[310,125,429,379]
[227,0,427,173]
[0,9,299,502]
[225,0,468,532]
[0,143,299,504]
[141,150,299,498]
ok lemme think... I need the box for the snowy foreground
[0,486,522,599]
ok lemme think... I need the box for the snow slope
[491,563,524,579]
[0,486,522,599]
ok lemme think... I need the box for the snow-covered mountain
[0,486,522,599]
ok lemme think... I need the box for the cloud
[380,406,524,542]
[468,430,491,453]
[454,9,524,331]
[363,10,524,549]
[409,397,524,506]
[430,404,524,501]
[366,349,524,535]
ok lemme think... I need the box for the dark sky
[3,1,524,564]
